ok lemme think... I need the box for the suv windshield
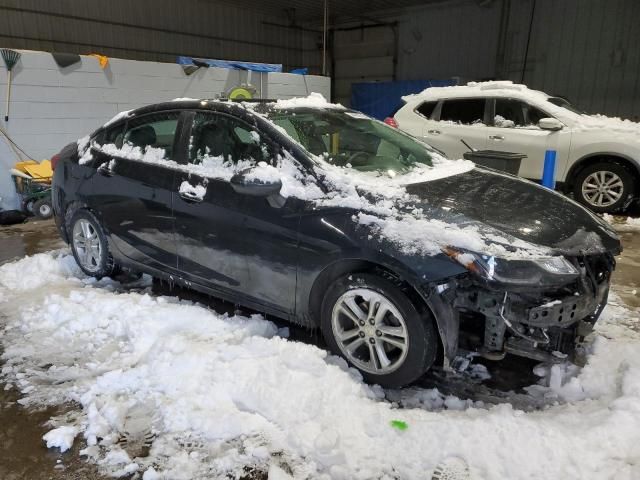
[264,108,434,174]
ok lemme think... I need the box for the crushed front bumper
[452,252,615,362]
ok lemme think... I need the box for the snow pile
[273,92,344,110]
[2,252,640,479]
[243,161,282,184]
[43,426,79,453]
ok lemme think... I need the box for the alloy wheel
[73,219,103,272]
[581,171,624,207]
[331,288,409,375]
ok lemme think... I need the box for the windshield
[264,108,434,174]
[547,96,585,115]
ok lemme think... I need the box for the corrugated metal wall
[333,0,640,118]
[0,0,322,72]
[503,0,640,119]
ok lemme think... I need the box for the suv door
[427,98,488,160]
[172,111,302,316]
[486,98,571,181]
[88,111,183,271]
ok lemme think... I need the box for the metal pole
[521,0,536,84]
[322,0,327,76]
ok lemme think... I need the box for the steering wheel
[346,151,369,166]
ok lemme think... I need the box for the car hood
[403,167,621,256]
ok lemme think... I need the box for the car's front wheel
[69,209,117,278]
[321,273,438,388]
[573,162,636,213]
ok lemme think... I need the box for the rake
[1,48,21,122]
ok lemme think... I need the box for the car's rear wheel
[69,210,117,278]
[573,162,635,213]
[320,273,437,388]
[33,198,53,219]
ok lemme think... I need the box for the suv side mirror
[538,117,563,131]
[230,165,282,198]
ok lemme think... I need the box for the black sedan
[51,98,621,387]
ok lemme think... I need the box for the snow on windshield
[1,252,640,479]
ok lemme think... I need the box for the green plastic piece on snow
[390,420,408,431]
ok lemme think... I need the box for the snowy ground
[1,251,640,480]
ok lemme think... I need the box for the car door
[172,110,302,316]
[87,111,183,271]
[424,98,489,160]
[485,98,572,181]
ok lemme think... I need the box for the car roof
[402,81,551,105]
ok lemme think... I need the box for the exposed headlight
[444,247,579,287]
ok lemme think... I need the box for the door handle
[179,191,204,203]
[489,135,504,141]
[427,129,441,135]
[97,163,114,177]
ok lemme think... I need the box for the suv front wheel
[573,162,635,213]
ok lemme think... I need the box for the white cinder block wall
[0,50,330,210]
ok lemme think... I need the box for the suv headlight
[444,247,579,287]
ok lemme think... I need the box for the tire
[68,209,118,278]
[33,198,53,219]
[320,272,438,388]
[573,162,636,213]
[24,198,35,214]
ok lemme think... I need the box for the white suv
[394,81,640,213]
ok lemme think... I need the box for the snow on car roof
[402,80,551,104]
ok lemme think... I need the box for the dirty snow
[603,214,640,232]
[2,252,640,479]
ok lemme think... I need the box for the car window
[122,112,180,159]
[494,99,525,127]
[494,99,550,128]
[416,101,437,119]
[439,98,485,125]
[526,105,548,125]
[188,112,273,166]
[265,108,434,174]
[93,123,125,148]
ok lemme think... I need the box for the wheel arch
[565,153,640,191]
[59,200,90,243]
[306,258,459,365]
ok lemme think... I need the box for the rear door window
[439,98,486,125]
[122,112,180,159]
[416,101,438,119]
[188,112,274,170]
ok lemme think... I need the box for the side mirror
[230,165,282,198]
[538,117,563,131]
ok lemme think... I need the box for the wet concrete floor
[0,217,639,479]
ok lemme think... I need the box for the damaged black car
[51,98,621,388]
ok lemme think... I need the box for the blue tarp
[177,56,282,73]
[350,79,457,120]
